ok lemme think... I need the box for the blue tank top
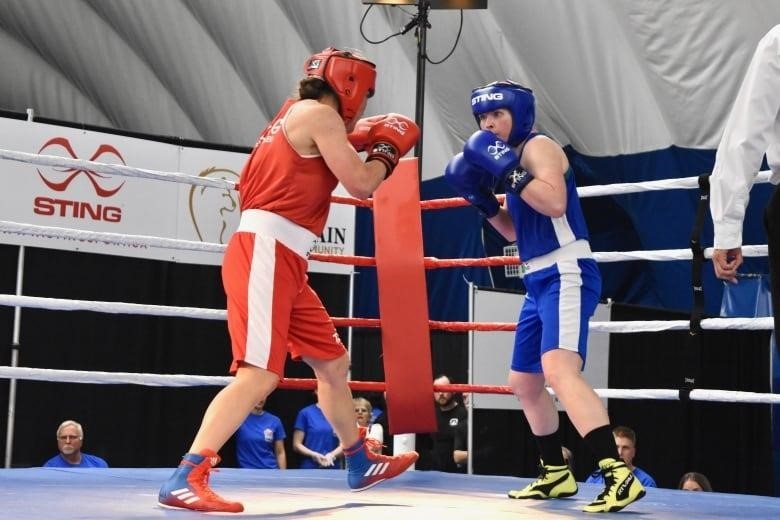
[506,135,590,260]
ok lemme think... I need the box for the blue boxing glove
[462,130,534,195]
[444,152,499,218]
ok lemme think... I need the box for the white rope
[0,294,774,331]
[2,146,771,198]
[0,366,776,403]
[589,317,775,332]
[0,221,225,254]
[577,170,773,198]
[689,388,780,404]
[592,244,768,263]
[0,366,232,387]
[0,148,235,190]
[595,389,677,400]
[0,294,225,320]
[0,221,770,264]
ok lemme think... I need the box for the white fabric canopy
[1,0,778,179]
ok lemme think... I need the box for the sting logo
[471,92,504,105]
[383,116,410,135]
[487,140,510,160]
[33,137,125,223]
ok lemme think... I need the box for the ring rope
[2,150,777,415]
[576,171,773,197]
[0,294,226,320]
[331,195,372,208]
[0,149,234,190]
[0,294,773,332]
[0,220,225,254]
[0,366,776,404]
[0,147,772,202]
[0,221,770,267]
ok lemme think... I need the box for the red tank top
[237,99,338,236]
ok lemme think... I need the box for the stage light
[362,0,487,9]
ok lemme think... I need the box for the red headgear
[303,47,376,122]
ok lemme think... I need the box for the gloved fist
[444,153,499,218]
[463,130,534,195]
[347,115,387,152]
[365,113,420,178]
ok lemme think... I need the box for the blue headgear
[470,80,535,146]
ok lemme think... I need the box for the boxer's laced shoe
[345,433,418,491]
[583,457,645,513]
[507,463,578,499]
[158,449,244,513]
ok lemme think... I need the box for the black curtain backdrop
[0,244,774,496]
[606,303,773,495]
[0,243,467,470]
[0,244,347,469]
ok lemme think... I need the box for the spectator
[292,392,342,469]
[353,397,372,429]
[586,426,656,487]
[679,472,713,492]
[43,420,107,468]
[235,399,286,469]
[354,397,383,454]
[429,374,467,473]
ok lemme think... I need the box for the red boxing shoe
[345,436,419,491]
[158,449,244,513]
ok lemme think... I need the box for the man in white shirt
[710,25,780,337]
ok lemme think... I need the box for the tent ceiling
[1,0,777,179]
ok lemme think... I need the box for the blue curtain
[354,146,773,320]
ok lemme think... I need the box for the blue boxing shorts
[510,255,601,373]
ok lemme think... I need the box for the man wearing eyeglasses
[43,419,108,468]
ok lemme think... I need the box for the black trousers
[764,184,780,351]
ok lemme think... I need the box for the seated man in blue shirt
[586,426,656,487]
[43,419,108,468]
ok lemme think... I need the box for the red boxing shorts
[222,210,346,376]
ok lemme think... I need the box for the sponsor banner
[0,117,355,273]
[174,147,242,265]
[309,183,356,275]
[0,119,180,260]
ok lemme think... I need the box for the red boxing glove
[347,115,387,152]
[365,114,420,178]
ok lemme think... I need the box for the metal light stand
[400,1,432,163]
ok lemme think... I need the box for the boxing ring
[1,147,779,518]
[3,467,780,518]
